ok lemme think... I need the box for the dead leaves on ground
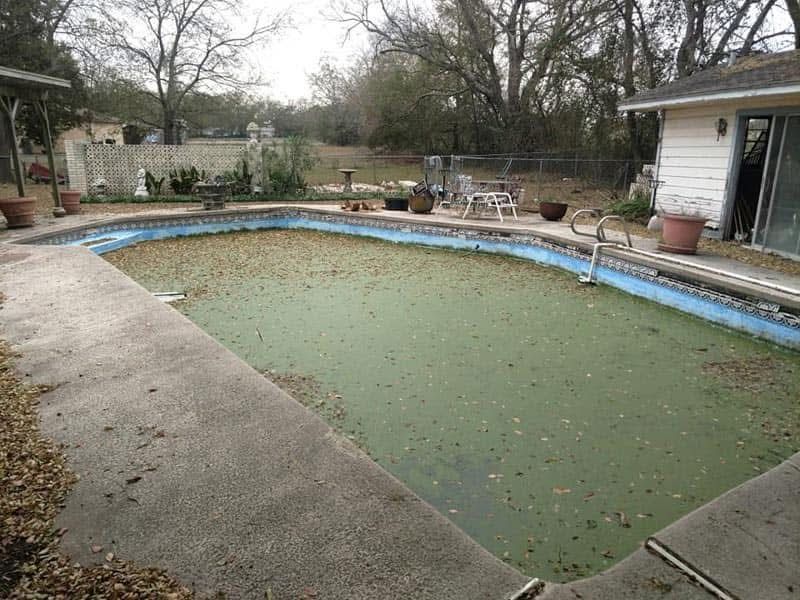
[0,340,192,598]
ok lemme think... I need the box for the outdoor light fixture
[715,117,728,140]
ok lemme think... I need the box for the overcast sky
[249,0,795,102]
[254,0,368,102]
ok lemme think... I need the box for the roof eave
[0,65,72,90]
[619,83,800,112]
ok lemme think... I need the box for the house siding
[655,106,736,228]
[654,94,800,230]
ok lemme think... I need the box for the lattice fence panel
[84,143,246,195]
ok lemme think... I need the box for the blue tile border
[28,208,800,349]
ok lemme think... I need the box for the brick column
[64,139,88,194]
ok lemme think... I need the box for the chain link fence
[311,153,638,208]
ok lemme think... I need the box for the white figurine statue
[245,138,263,194]
[134,168,149,197]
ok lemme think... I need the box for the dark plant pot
[384,197,409,211]
[60,190,82,215]
[539,201,568,221]
[0,196,36,228]
[658,213,707,254]
[408,194,434,213]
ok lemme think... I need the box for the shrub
[169,166,206,194]
[222,159,253,195]
[145,171,165,196]
[607,190,651,222]
[263,136,316,195]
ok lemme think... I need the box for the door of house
[752,114,800,258]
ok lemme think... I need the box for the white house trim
[619,84,800,112]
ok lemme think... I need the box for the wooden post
[0,95,25,197]
[34,98,64,216]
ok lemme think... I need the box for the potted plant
[60,190,82,215]
[0,195,36,228]
[538,198,568,221]
[656,203,707,254]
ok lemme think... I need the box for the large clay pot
[0,197,36,228]
[408,194,434,213]
[60,190,82,215]
[539,201,568,221]
[658,213,707,254]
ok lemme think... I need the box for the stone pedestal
[338,169,357,193]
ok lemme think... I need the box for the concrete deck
[2,206,799,599]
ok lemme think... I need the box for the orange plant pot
[0,196,36,228]
[657,214,707,254]
[60,190,82,215]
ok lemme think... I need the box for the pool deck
[1,205,799,599]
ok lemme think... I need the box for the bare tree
[340,0,614,149]
[87,0,284,143]
[675,0,784,77]
[786,0,800,47]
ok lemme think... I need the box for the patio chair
[440,174,472,209]
[459,180,518,222]
[480,192,519,222]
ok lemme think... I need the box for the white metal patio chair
[462,190,518,222]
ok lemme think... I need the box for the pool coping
[7,205,800,350]
[8,205,800,313]
[11,203,800,312]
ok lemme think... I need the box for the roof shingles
[621,49,800,109]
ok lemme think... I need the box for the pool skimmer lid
[153,292,186,303]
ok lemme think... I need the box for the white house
[619,50,800,259]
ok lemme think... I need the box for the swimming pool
[102,227,800,582]
[37,208,800,350]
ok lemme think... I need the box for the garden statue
[134,168,149,197]
[246,121,259,141]
[245,136,263,193]
[91,178,107,197]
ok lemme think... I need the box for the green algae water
[106,230,800,582]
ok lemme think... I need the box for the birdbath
[337,168,358,193]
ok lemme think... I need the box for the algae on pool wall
[106,229,800,582]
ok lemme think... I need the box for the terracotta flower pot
[0,196,36,228]
[658,213,707,255]
[60,190,82,215]
[539,201,568,221]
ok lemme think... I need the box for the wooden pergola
[0,65,72,216]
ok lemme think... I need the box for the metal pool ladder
[570,209,633,284]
